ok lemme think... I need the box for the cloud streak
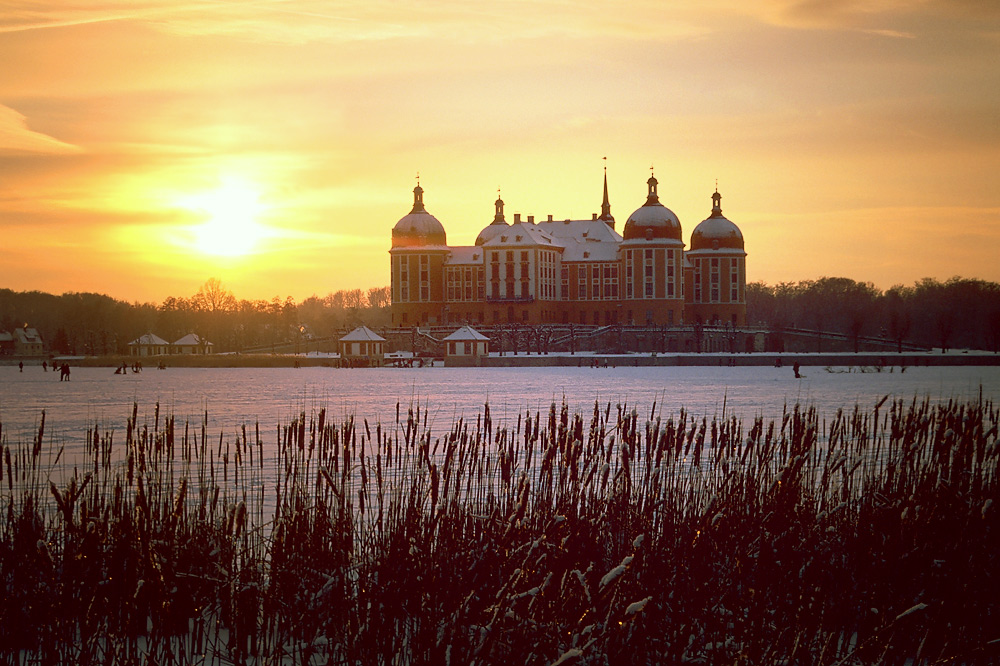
[0,105,81,154]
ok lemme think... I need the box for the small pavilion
[172,333,214,355]
[129,333,170,356]
[442,326,490,367]
[339,326,386,367]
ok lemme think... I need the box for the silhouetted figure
[60,364,70,381]
[42,361,47,372]
[18,362,23,372]
[793,362,801,379]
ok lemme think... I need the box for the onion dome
[391,183,447,248]
[475,192,509,246]
[690,190,744,251]
[622,173,682,241]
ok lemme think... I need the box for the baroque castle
[389,170,747,330]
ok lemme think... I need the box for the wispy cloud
[0,105,81,154]
[0,1,179,33]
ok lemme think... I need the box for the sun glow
[182,177,272,257]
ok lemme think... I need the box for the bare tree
[367,286,391,310]
[192,278,236,313]
[343,289,366,310]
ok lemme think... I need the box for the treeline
[0,279,391,356]
[747,276,1000,353]
[3,276,1000,356]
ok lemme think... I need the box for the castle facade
[390,171,747,329]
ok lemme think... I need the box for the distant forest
[0,279,392,356]
[2,276,999,355]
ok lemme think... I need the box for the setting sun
[182,177,271,257]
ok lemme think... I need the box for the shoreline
[3,350,999,368]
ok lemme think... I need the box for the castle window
[667,251,675,298]
[420,255,429,302]
[730,258,739,302]
[710,259,720,303]
[399,257,409,302]
[625,257,633,299]
[644,249,654,299]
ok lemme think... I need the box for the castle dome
[690,190,744,251]
[622,173,682,241]
[391,183,447,248]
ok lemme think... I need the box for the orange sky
[2,1,998,304]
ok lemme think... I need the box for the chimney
[592,213,598,220]
[514,213,521,223]
[527,215,534,223]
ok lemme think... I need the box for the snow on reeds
[1,395,998,665]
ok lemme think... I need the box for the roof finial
[645,165,659,205]
[493,187,505,224]
[410,174,425,213]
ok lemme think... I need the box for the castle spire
[598,158,615,227]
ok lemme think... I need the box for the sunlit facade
[390,172,747,328]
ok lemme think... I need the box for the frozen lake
[2,363,999,454]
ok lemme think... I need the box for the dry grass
[1,394,998,664]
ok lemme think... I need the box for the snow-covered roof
[560,237,620,262]
[475,222,509,246]
[445,246,484,265]
[173,333,213,346]
[535,218,622,243]
[15,327,43,344]
[130,333,170,346]
[443,326,490,342]
[481,222,560,248]
[340,326,386,342]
